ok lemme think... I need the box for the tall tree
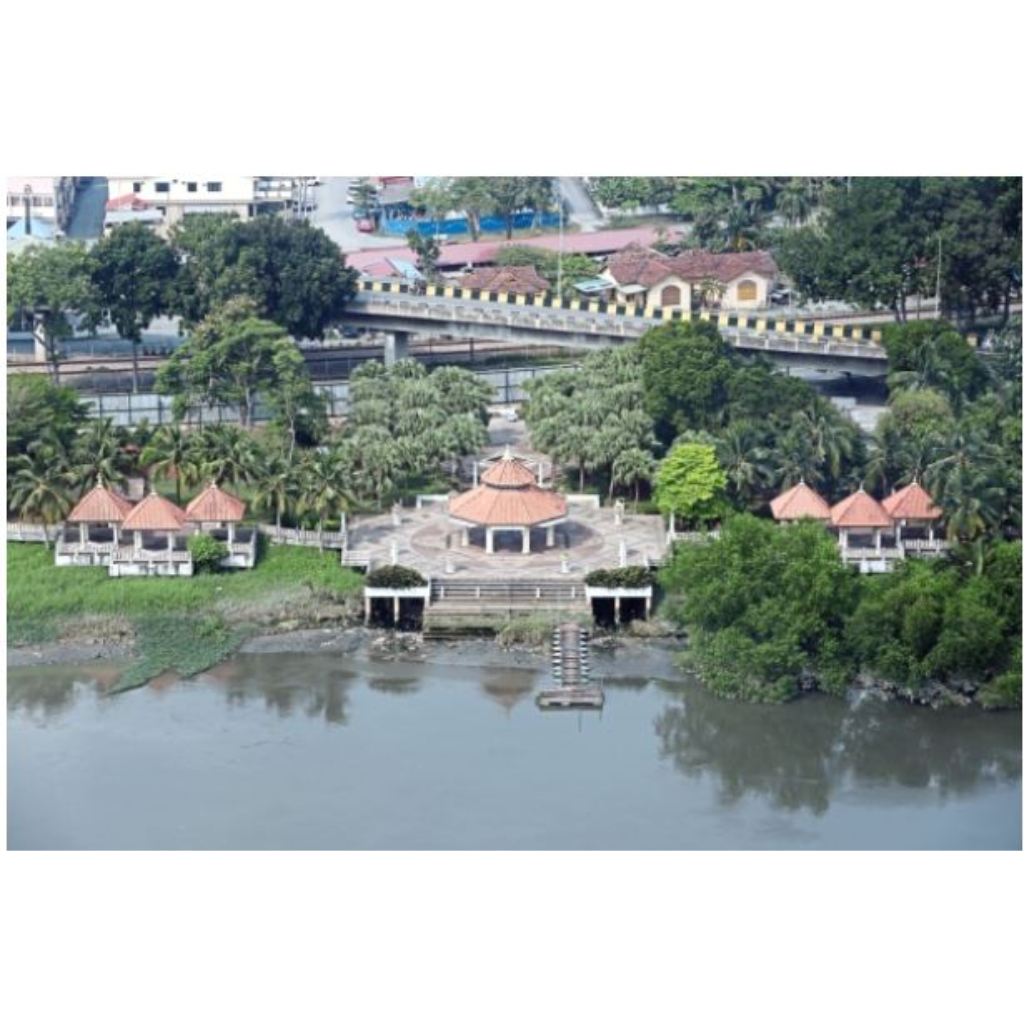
[140,424,194,503]
[91,224,178,392]
[157,298,293,426]
[6,244,100,384]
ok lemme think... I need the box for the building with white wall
[5,176,78,233]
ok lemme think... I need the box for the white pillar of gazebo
[873,528,881,554]
[546,524,555,547]
[928,522,935,542]
[838,528,848,550]
[227,521,235,544]
[166,532,174,554]
[133,530,142,554]
[485,528,494,554]
[113,523,120,547]
[461,528,469,547]
[79,523,87,545]
[522,528,531,554]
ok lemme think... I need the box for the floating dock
[536,623,605,710]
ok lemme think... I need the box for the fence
[6,521,52,542]
[257,524,347,549]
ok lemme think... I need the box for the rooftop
[882,481,942,521]
[449,452,567,527]
[185,483,246,522]
[830,489,892,529]
[67,485,135,523]
[459,265,550,295]
[122,492,188,531]
[769,481,831,522]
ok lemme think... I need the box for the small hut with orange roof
[185,482,255,567]
[882,479,943,549]
[829,487,894,556]
[769,480,831,523]
[448,448,567,554]
[57,484,135,566]
[118,492,189,565]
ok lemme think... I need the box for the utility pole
[556,178,564,299]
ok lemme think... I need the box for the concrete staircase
[424,577,589,636]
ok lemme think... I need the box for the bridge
[341,280,891,377]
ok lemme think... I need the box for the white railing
[902,538,947,553]
[258,524,347,549]
[669,529,720,544]
[6,521,52,542]
[415,494,450,509]
[111,546,193,564]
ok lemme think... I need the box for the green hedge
[364,565,427,589]
[584,567,654,588]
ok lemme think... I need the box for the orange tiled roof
[450,453,566,527]
[449,485,566,527]
[605,245,777,289]
[122,492,187,531]
[185,482,246,522]
[882,481,941,521]
[769,481,831,521]
[460,265,549,295]
[481,453,538,488]
[830,489,892,529]
[67,485,134,523]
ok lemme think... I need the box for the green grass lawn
[7,541,363,645]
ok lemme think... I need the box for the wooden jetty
[536,623,605,710]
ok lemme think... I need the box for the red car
[356,218,374,233]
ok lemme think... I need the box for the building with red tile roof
[122,492,188,532]
[882,481,942,521]
[769,481,831,522]
[348,225,683,274]
[601,245,778,310]
[185,483,246,523]
[459,265,550,295]
[829,489,893,530]
[449,450,567,553]
[67,485,134,523]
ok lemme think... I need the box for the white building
[104,176,300,231]
[5,176,78,233]
[600,244,778,311]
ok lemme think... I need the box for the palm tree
[298,448,351,551]
[187,426,260,489]
[924,426,1001,506]
[776,179,814,226]
[9,443,73,546]
[140,424,192,503]
[696,277,726,309]
[792,406,856,493]
[252,454,300,530]
[715,423,773,509]
[771,428,825,492]
[936,462,1004,549]
[611,448,657,510]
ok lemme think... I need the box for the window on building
[660,285,682,307]
[737,280,758,302]
[132,182,142,193]
[206,181,222,193]
[155,181,170,193]
[186,181,197,192]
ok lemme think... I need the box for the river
[7,642,1021,850]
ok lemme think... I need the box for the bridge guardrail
[356,279,888,345]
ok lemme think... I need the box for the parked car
[356,218,374,233]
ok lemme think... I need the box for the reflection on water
[7,650,1022,850]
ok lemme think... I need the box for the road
[557,177,603,233]
[66,178,108,240]
[308,177,402,255]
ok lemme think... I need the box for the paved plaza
[345,501,668,580]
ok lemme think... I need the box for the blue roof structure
[7,216,56,240]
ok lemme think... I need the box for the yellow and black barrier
[357,279,889,345]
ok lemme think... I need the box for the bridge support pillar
[384,330,411,367]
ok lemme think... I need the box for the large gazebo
[448,449,567,554]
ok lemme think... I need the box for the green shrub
[364,564,427,588]
[188,533,228,573]
[585,566,654,588]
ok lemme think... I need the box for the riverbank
[10,641,1021,850]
